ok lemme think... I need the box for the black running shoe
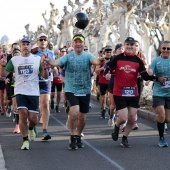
[101,110,106,119]
[112,125,119,141]
[120,138,131,148]
[76,136,84,148]
[42,133,51,141]
[55,106,60,113]
[50,100,54,110]
[68,135,78,150]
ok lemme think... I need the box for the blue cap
[20,37,31,43]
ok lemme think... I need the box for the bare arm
[0,65,10,78]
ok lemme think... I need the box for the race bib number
[122,87,135,96]
[18,65,33,75]
[161,79,170,88]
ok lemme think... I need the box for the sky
[0,0,67,44]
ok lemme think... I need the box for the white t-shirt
[6,54,41,96]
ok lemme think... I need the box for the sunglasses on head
[162,47,170,51]
[39,39,47,42]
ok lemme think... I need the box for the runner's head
[124,37,136,56]
[72,34,85,54]
[160,40,170,59]
[36,33,48,50]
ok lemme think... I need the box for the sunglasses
[162,47,170,51]
[61,51,66,52]
[106,51,112,53]
[84,49,88,51]
[39,39,47,42]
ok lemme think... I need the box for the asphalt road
[0,98,170,170]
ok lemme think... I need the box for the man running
[149,40,170,147]
[108,37,165,148]
[0,37,48,150]
[42,34,103,150]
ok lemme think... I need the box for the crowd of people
[0,33,169,150]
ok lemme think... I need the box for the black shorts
[114,96,140,111]
[16,94,39,113]
[65,92,90,113]
[100,83,108,95]
[153,96,170,109]
[0,80,6,90]
[51,83,62,92]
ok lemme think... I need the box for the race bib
[122,87,135,96]
[18,65,33,75]
[161,78,170,88]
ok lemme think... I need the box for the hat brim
[73,36,84,41]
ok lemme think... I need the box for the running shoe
[13,125,20,133]
[101,110,106,119]
[21,141,29,150]
[112,125,119,141]
[120,138,131,148]
[42,132,51,141]
[76,136,84,148]
[50,100,54,110]
[28,130,36,141]
[6,108,12,117]
[55,106,60,113]
[108,118,114,126]
[158,138,168,147]
[68,135,78,150]
[132,122,139,130]
[1,110,5,115]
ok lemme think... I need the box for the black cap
[20,37,31,43]
[124,37,135,44]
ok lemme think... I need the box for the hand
[105,71,111,80]
[147,65,153,76]
[158,76,167,83]
[5,78,10,84]
[41,54,51,69]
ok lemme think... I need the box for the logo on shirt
[120,65,136,73]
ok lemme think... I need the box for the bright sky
[0,0,67,44]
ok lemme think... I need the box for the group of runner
[0,33,170,150]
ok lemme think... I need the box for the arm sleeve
[6,59,14,72]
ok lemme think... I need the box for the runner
[149,40,170,147]
[42,34,104,150]
[108,37,164,148]
[0,37,49,150]
[31,33,55,140]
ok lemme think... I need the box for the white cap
[37,33,48,39]
[68,47,74,52]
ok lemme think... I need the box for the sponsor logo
[120,65,136,73]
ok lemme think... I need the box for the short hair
[160,40,170,47]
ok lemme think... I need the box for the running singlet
[108,53,146,97]
[150,56,170,97]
